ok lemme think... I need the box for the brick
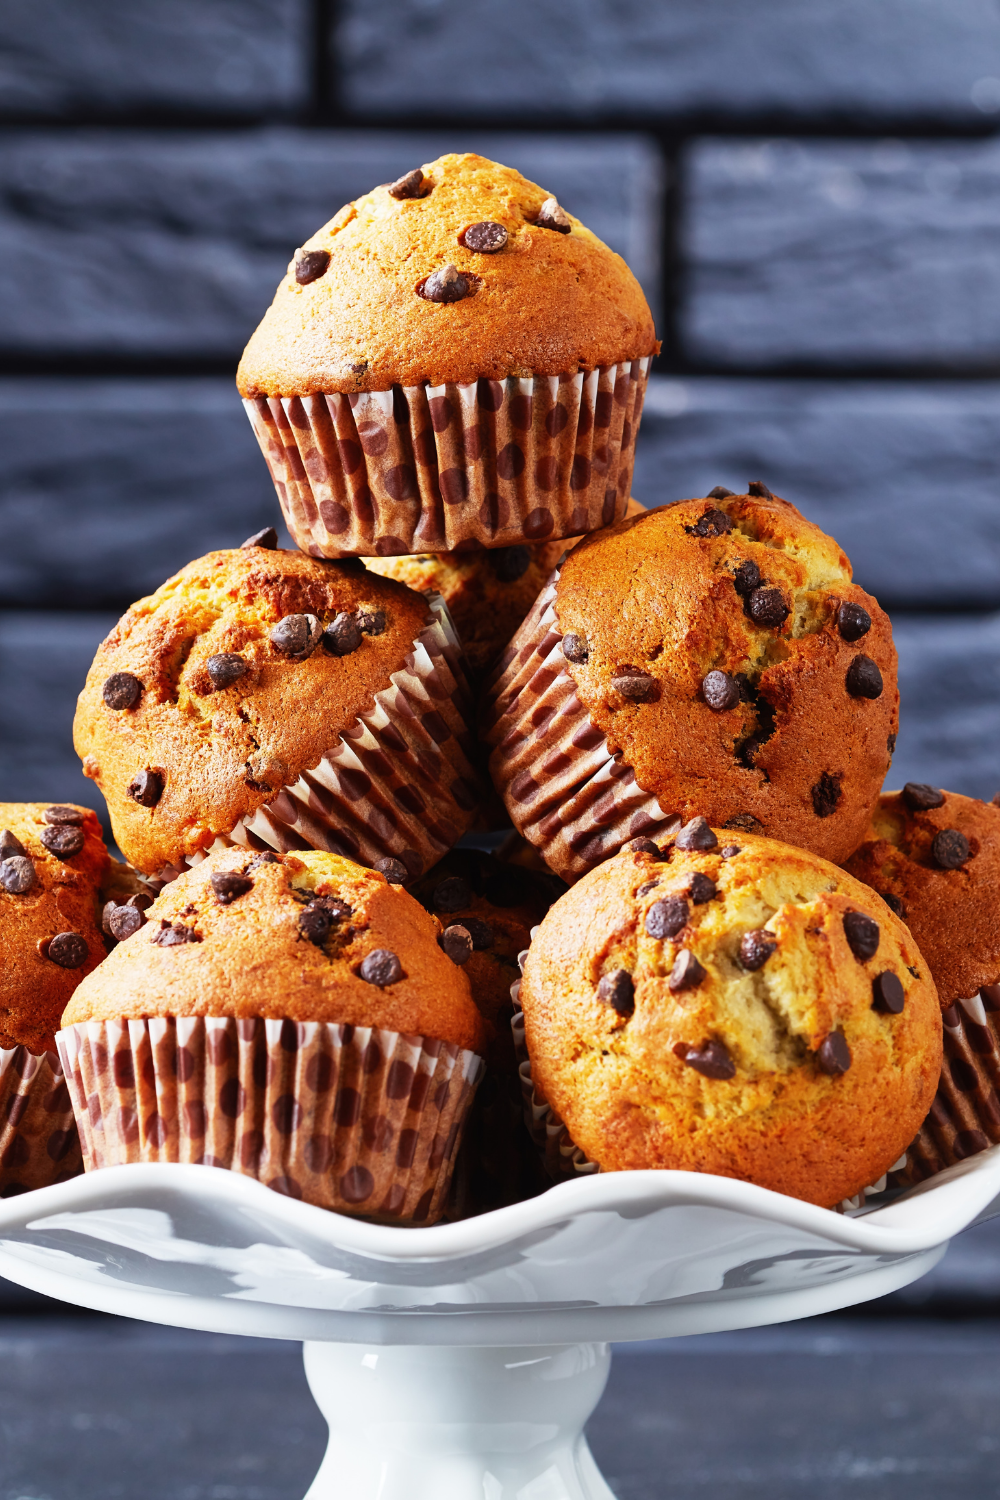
[633,377,1000,609]
[0,0,308,116]
[337,0,1000,123]
[0,130,661,358]
[684,138,1000,368]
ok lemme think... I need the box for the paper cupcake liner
[155,595,482,887]
[0,1047,82,1198]
[481,570,681,881]
[244,360,651,557]
[57,1016,483,1225]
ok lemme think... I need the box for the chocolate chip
[887,733,897,755]
[463,917,495,950]
[108,904,146,941]
[636,879,659,897]
[102,672,142,711]
[461,220,508,253]
[611,669,658,701]
[680,1038,735,1079]
[932,828,971,869]
[323,612,363,657]
[817,1032,852,1075]
[562,633,589,664]
[211,871,254,906]
[47,931,88,968]
[675,816,718,852]
[356,607,386,636]
[299,906,331,945]
[360,948,404,986]
[206,653,247,690]
[419,264,472,303]
[271,613,323,660]
[294,248,330,285]
[846,655,883,699]
[374,856,408,885]
[40,825,84,857]
[598,969,635,1015]
[128,770,163,808]
[843,910,880,962]
[837,601,872,641]
[702,670,740,712]
[0,830,26,861]
[241,527,278,549]
[689,874,716,904]
[669,950,707,992]
[748,587,789,629]
[733,560,762,597]
[739,929,777,970]
[0,856,35,894]
[152,920,200,946]
[686,508,732,538]
[748,480,773,499]
[490,545,531,582]
[902,782,945,812]
[721,844,741,858]
[811,771,844,819]
[433,876,472,912]
[879,891,906,919]
[440,924,473,964]
[388,168,426,199]
[647,896,689,939]
[872,971,905,1014]
[247,851,281,871]
[535,196,571,232]
[630,837,662,856]
[44,805,83,825]
[708,486,734,499]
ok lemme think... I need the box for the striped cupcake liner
[0,1047,82,1198]
[244,360,650,557]
[155,595,481,888]
[58,1016,483,1225]
[481,570,681,882]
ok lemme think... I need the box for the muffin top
[843,787,1000,1008]
[73,546,430,876]
[237,153,657,397]
[62,848,486,1054]
[0,802,110,1053]
[549,490,898,866]
[520,825,941,1207]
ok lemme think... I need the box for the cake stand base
[302,1341,614,1500]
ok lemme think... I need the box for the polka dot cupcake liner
[154,595,483,887]
[57,1016,483,1224]
[244,359,650,557]
[481,571,681,882]
[0,1046,82,1198]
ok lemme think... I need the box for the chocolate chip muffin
[238,153,657,557]
[842,786,1000,1008]
[483,488,899,880]
[73,541,481,882]
[60,848,485,1223]
[518,821,941,1207]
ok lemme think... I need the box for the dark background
[1,4,1000,1496]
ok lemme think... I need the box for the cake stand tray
[0,1151,997,1499]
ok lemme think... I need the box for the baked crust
[520,831,941,1207]
[236,153,658,397]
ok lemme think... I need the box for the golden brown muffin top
[237,153,658,397]
[73,546,430,876]
[552,490,898,866]
[62,848,486,1054]
[520,827,940,1207]
[0,802,110,1053]
[843,787,1000,1008]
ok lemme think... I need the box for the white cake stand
[0,1151,998,1499]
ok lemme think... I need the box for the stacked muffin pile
[3,151,996,1220]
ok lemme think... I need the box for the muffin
[842,786,1000,1009]
[237,153,657,557]
[366,498,647,677]
[73,541,481,883]
[483,488,899,881]
[58,848,485,1223]
[518,823,941,1207]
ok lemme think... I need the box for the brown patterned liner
[0,1047,82,1198]
[481,569,681,882]
[244,360,651,557]
[57,1017,482,1225]
[155,595,481,887]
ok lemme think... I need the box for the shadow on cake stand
[0,1152,997,1499]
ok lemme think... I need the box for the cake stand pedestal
[0,1152,997,1499]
